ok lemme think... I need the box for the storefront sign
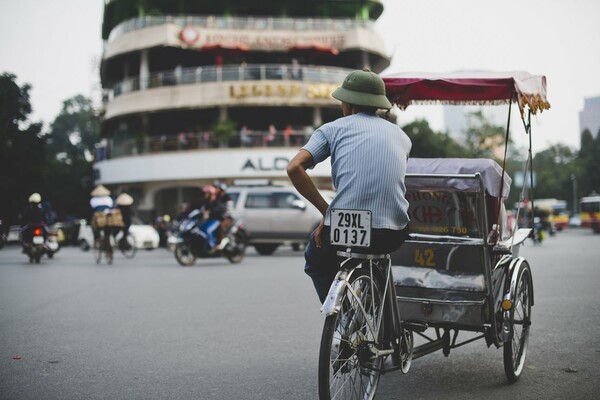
[230,83,337,99]
[241,157,290,171]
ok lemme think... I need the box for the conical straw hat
[116,193,134,206]
[91,185,111,196]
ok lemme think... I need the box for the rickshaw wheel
[503,264,532,382]
[318,269,384,400]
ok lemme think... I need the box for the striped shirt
[303,113,412,230]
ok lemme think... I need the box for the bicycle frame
[321,251,408,372]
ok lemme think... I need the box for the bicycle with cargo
[91,208,125,264]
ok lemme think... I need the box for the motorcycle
[169,210,248,266]
[532,216,545,244]
[46,226,61,258]
[23,223,49,263]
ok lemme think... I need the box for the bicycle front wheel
[120,233,137,259]
[319,269,385,400]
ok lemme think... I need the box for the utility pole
[570,174,578,215]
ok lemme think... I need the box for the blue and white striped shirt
[303,113,412,230]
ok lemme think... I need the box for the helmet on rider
[203,184,217,200]
[331,68,392,110]
[28,193,42,203]
[213,181,228,192]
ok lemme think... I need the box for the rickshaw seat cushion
[392,265,486,292]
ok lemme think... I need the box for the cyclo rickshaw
[318,72,550,399]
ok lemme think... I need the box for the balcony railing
[95,129,313,161]
[108,15,373,42]
[109,63,351,99]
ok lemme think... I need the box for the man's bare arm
[287,149,329,217]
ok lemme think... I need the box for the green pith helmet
[332,68,392,110]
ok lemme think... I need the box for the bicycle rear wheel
[120,233,137,259]
[319,268,385,400]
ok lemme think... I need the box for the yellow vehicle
[535,198,569,232]
[580,195,600,233]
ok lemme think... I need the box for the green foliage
[402,119,469,158]
[43,95,99,219]
[464,110,508,158]
[0,73,44,225]
[46,95,99,163]
[211,119,237,145]
[528,144,579,209]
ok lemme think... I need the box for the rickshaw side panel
[391,174,496,330]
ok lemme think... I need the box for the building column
[313,107,322,127]
[140,49,149,90]
[361,52,370,70]
[219,107,228,122]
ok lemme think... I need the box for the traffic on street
[0,228,598,399]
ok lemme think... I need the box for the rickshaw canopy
[383,71,550,117]
[406,158,512,199]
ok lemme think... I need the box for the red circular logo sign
[179,26,199,45]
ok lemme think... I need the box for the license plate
[33,236,44,244]
[330,209,372,248]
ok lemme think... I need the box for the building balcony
[107,15,374,43]
[103,64,350,119]
[95,129,313,161]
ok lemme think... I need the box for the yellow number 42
[415,249,436,267]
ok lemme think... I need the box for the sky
[1,0,599,153]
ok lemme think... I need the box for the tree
[44,95,100,219]
[0,73,44,225]
[532,144,579,202]
[46,95,99,163]
[402,119,469,158]
[464,110,507,159]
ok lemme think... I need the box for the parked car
[7,226,22,243]
[227,181,335,255]
[78,218,160,251]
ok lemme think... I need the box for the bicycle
[93,227,115,265]
[319,250,412,400]
[117,231,137,259]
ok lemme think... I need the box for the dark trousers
[304,225,409,303]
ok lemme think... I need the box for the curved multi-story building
[96,0,391,220]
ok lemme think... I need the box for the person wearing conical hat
[287,68,412,303]
[89,185,114,243]
[116,193,134,249]
[90,185,113,211]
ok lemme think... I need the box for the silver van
[227,181,334,255]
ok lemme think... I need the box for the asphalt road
[0,228,598,400]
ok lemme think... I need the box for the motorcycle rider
[199,184,221,250]
[20,193,48,252]
[200,183,234,250]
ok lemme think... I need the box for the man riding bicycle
[287,68,412,303]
